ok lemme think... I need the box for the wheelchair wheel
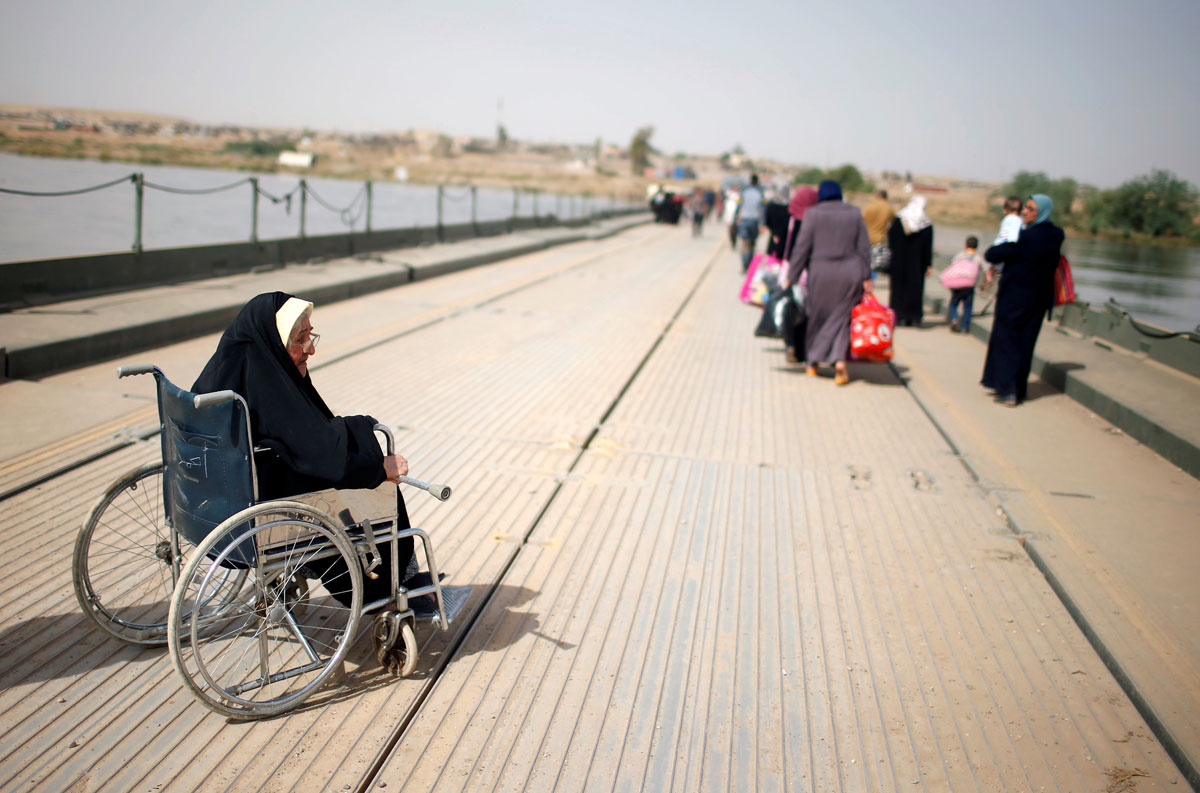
[373,612,418,677]
[167,501,362,719]
[72,463,245,646]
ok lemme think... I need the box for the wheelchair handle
[193,390,241,408]
[397,476,452,502]
[118,364,160,379]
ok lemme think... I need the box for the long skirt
[805,258,865,364]
[981,304,1044,402]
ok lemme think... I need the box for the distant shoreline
[2,103,1194,248]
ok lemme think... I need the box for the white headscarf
[897,195,932,234]
[275,297,313,348]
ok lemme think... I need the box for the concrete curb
[896,353,1200,793]
[2,215,652,380]
[910,286,1200,790]
[963,317,1200,480]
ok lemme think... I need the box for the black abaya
[193,292,414,604]
[981,222,1065,402]
[887,223,933,325]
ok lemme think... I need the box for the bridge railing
[0,173,646,311]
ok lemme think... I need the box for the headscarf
[275,296,313,348]
[897,195,932,234]
[817,180,842,202]
[1029,193,1054,225]
[192,292,384,489]
[788,186,819,220]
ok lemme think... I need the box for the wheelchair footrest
[411,585,471,625]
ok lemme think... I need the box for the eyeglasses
[291,331,320,351]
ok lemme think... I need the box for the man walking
[734,173,765,271]
[862,189,895,278]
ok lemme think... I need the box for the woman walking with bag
[781,186,818,363]
[781,180,872,385]
[980,194,1064,406]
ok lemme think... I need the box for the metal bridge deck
[0,223,1188,792]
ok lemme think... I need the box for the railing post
[570,194,575,219]
[365,180,373,234]
[250,177,259,243]
[533,190,539,219]
[471,186,478,232]
[299,179,308,239]
[437,184,444,241]
[132,173,144,253]
[512,187,519,222]
[556,194,561,219]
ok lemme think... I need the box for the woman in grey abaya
[782,180,873,385]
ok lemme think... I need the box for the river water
[0,152,627,261]
[934,224,1200,331]
[1,154,1196,330]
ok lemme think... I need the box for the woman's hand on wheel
[384,454,409,482]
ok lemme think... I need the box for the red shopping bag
[1053,255,1076,306]
[850,293,895,362]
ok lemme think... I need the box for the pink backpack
[939,256,980,290]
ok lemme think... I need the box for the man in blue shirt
[734,173,765,271]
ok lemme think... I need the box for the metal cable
[1127,317,1191,339]
[0,173,135,197]
[442,187,472,201]
[255,184,302,218]
[303,182,367,226]
[255,183,300,204]
[1104,299,1193,339]
[143,177,252,195]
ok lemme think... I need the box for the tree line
[1005,169,1198,239]
[792,164,874,194]
[624,125,1198,241]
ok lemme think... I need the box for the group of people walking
[728,175,1064,404]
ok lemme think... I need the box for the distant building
[278,151,315,168]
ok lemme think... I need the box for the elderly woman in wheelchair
[72,292,467,718]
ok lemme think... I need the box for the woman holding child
[980,194,1064,406]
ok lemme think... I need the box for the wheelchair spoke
[169,507,361,717]
[74,464,186,646]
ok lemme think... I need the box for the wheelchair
[72,365,470,719]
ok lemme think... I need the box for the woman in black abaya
[887,195,934,326]
[981,194,1064,405]
[192,291,415,605]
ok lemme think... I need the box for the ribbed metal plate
[0,224,1185,792]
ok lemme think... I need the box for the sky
[2,0,1198,189]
